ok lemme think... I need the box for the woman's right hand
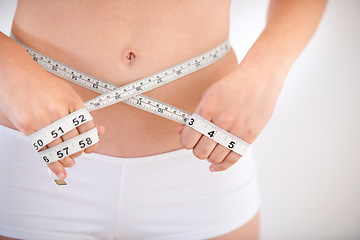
[0,32,104,179]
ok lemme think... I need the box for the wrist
[240,28,295,76]
[234,43,290,94]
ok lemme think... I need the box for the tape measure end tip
[54,179,67,186]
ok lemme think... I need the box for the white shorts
[0,124,261,240]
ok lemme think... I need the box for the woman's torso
[0,0,238,157]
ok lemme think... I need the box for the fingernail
[58,172,66,179]
[209,166,215,172]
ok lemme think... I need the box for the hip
[0,123,260,239]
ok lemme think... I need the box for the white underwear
[0,124,261,240]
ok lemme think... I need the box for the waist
[1,35,239,157]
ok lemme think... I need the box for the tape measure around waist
[11,34,250,165]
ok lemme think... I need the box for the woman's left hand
[177,0,327,172]
[177,62,285,172]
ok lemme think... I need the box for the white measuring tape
[11,34,250,180]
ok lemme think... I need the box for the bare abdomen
[0,0,238,157]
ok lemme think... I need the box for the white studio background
[230,1,360,240]
[1,1,359,240]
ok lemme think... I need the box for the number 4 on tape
[187,114,249,156]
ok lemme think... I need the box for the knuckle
[207,153,218,162]
[235,121,258,143]
[179,136,194,150]
[207,154,216,162]
[79,121,95,132]
[72,97,84,110]
[33,109,49,122]
[17,117,35,135]
[49,106,66,120]
[60,157,75,168]
[66,161,75,168]
[228,156,240,165]
[47,137,62,147]
[47,162,64,176]
[63,128,79,139]
[216,115,233,128]
[84,148,93,154]
[197,106,214,119]
[70,150,83,159]
[66,94,83,111]
[44,110,61,123]
[84,144,96,153]
[182,143,193,150]
[209,156,222,164]
[193,147,208,160]
[244,127,259,142]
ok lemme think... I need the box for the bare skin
[0,0,327,239]
[0,0,237,172]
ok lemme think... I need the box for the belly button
[122,48,137,65]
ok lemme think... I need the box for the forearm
[173,1,328,171]
[237,0,327,84]
[0,31,41,88]
[0,31,27,64]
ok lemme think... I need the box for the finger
[96,123,105,136]
[77,121,97,154]
[192,136,217,160]
[179,125,202,150]
[180,126,202,150]
[69,150,82,159]
[46,136,75,168]
[61,128,83,159]
[210,151,242,172]
[85,124,105,153]
[176,125,185,135]
[40,145,67,179]
[47,161,67,179]
[207,144,231,164]
[59,156,76,168]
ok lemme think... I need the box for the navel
[122,48,137,65]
